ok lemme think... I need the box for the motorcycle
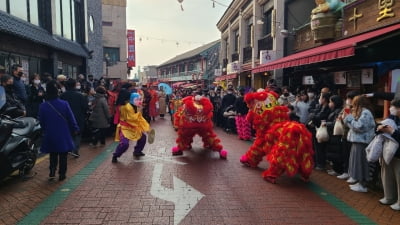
[0,86,41,181]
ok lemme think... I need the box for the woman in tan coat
[158,87,167,118]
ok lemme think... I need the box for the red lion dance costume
[172,95,228,159]
[240,89,314,183]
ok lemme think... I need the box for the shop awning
[252,23,400,73]
[215,73,238,81]
[172,81,186,88]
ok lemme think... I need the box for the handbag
[333,119,344,136]
[316,125,329,143]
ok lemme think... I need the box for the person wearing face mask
[312,92,332,170]
[0,74,26,118]
[57,74,67,93]
[11,64,28,104]
[26,73,45,118]
[375,99,400,210]
[335,90,360,180]
[278,86,295,106]
[343,95,375,193]
[60,78,88,158]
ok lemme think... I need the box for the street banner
[127,30,136,67]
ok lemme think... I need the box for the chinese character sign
[127,30,136,67]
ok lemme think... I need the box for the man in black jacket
[221,88,236,132]
[60,78,88,158]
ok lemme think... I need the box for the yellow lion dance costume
[240,89,314,183]
[172,95,228,159]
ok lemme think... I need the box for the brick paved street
[1,115,400,225]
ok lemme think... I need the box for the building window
[10,0,28,21]
[0,0,7,12]
[224,38,229,59]
[54,0,76,41]
[102,21,113,26]
[103,47,120,65]
[179,64,185,73]
[89,15,94,32]
[1,0,38,25]
[262,8,272,37]
[246,17,253,47]
[62,0,72,40]
[29,0,38,25]
[233,29,239,52]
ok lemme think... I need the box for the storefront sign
[215,73,238,81]
[361,68,374,84]
[343,0,400,37]
[259,50,276,65]
[57,61,63,69]
[347,71,361,88]
[227,61,240,74]
[334,71,347,84]
[214,68,222,76]
[127,30,136,67]
[302,76,314,85]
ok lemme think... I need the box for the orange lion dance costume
[240,89,314,183]
[172,95,228,159]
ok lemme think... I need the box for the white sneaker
[349,182,361,188]
[346,177,357,183]
[337,173,349,180]
[327,170,339,176]
[390,203,400,211]
[350,184,367,193]
[379,198,395,205]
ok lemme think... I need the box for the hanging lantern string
[137,35,204,46]
[211,0,229,8]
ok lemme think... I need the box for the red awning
[252,24,400,73]
[172,81,186,88]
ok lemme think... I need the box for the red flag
[127,30,136,67]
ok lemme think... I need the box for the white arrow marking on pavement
[134,155,187,165]
[150,163,204,225]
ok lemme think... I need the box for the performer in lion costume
[172,95,228,159]
[240,89,314,183]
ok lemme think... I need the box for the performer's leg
[262,164,284,184]
[173,128,196,155]
[112,132,129,162]
[133,133,147,157]
[240,138,266,167]
[299,152,314,182]
[199,129,222,151]
[199,129,227,159]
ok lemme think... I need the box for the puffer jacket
[343,108,375,144]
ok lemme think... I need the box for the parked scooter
[0,86,41,181]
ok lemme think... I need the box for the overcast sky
[126,0,232,78]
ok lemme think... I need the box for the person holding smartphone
[343,95,376,192]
